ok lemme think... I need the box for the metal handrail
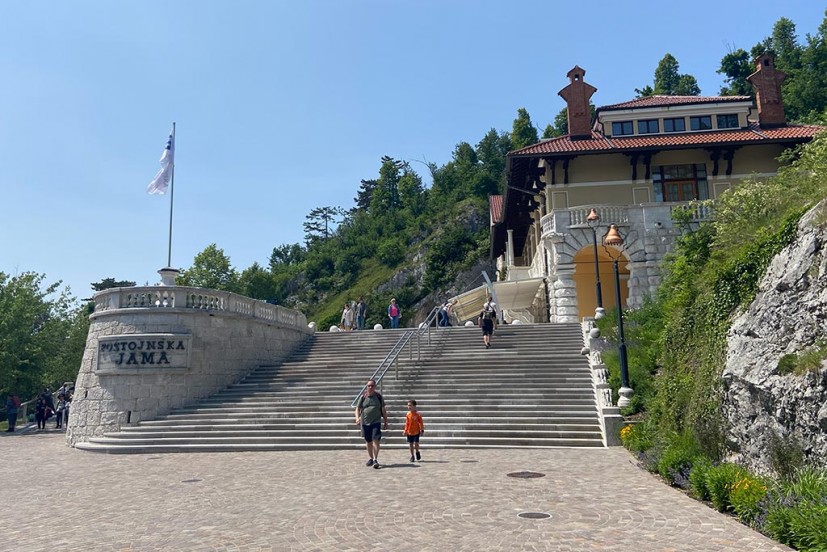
[350,306,441,407]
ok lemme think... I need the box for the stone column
[551,264,579,323]
[507,229,514,267]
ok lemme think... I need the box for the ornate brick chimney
[558,66,597,139]
[747,53,787,128]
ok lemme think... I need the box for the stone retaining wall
[66,286,313,446]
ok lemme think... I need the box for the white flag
[147,129,175,194]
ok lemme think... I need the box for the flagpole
[167,122,176,267]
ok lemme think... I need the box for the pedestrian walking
[478,296,498,349]
[34,398,47,430]
[354,379,388,469]
[403,399,425,462]
[388,298,401,329]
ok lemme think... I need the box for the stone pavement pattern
[1,431,790,551]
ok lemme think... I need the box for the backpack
[482,303,495,320]
[12,396,20,408]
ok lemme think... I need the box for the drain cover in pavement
[518,512,552,519]
[181,478,203,483]
[507,471,545,478]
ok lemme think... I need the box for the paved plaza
[2,430,789,551]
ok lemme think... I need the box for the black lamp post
[603,224,633,408]
[586,208,604,319]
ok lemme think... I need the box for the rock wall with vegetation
[724,203,827,471]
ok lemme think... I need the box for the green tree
[177,244,239,291]
[637,54,700,96]
[550,108,570,136]
[717,48,754,96]
[353,178,378,212]
[369,157,404,214]
[511,108,539,150]
[303,206,345,244]
[237,262,280,301]
[90,277,136,292]
[398,171,426,216]
[0,272,84,400]
[269,243,305,269]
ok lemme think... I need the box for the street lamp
[603,224,634,408]
[586,208,605,319]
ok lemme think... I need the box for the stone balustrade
[67,286,313,446]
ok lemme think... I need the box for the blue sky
[1,1,824,300]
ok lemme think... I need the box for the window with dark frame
[716,114,739,129]
[652,163,709,203]
[690,116,713,131]
[612,121,634,136]
[637,119,659,134]
[664,117,686,132]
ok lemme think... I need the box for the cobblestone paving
[2,430,790,551]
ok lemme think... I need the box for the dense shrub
[729,473,768,525]
[706,463,749,513]
[688,456,713,501]
[620,420,656,453]
[763,467,827,550]
[657,432,703,488]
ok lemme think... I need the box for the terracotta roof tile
[510,124,823,157]
[598,95,752,111]
[489,195,503,224]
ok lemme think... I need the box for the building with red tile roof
[491,54,822,324]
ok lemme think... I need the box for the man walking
[478,295,498,349]
[354,379,389,469]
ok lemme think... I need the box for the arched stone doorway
[573,247,629,319]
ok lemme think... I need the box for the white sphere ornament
[419,322,427,329]
[308,321,317,330]
[594,307,606,320]
[511,319,522,325]
[329,325,341,332]
[589,327,601,339]
[373,323,384,330]
[464,321,475,327]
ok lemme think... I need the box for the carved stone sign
[96,334,191,373]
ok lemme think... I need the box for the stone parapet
[67,286,313,446]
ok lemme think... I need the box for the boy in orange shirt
[403,399,425,462]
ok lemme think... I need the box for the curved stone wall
[66,286,313,446]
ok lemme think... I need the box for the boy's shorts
[406,433,420,443]
[362,422,382,442]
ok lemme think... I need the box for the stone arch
[545,227,639,321]
[572,246,628,319]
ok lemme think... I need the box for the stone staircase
[75,323,604,453]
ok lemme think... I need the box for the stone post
[551,265,579,323]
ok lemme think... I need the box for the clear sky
[1,1,824,300]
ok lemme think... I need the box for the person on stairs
[340,302,354,332]
[387,298,401,329]
[355,379,388,469]
[478,296,498,349]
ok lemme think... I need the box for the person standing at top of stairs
[387,299,401,329]
[478,297,498,349]
[355,379,388,469]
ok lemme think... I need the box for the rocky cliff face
[723,202,827,472]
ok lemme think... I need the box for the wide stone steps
[77,323,605,453]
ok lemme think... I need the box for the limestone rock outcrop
[723,202,827,472]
